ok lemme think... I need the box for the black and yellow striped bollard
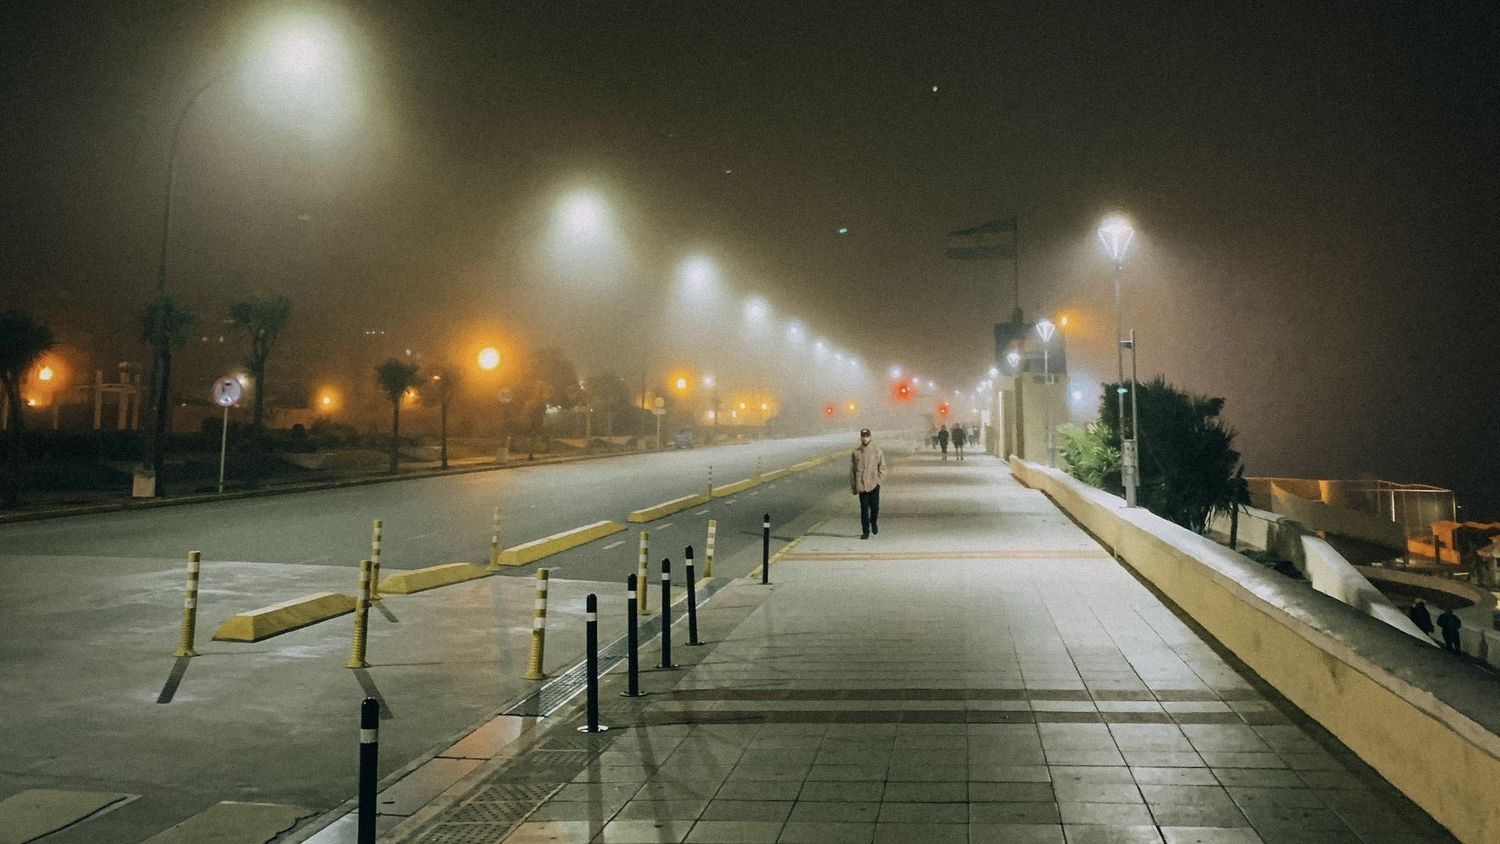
[173,550,201,658]
[347,559,372,669]
[523,568,549,680]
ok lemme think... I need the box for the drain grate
[469,783,561,803]
[539,735,616,751]
[505,577,733,717]
[422,822,524,844]
[442,801,535,824]
[530,749,594,767]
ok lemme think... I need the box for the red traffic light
[892,380,913,402]
[937,402,950,417]
[823,404,836,418]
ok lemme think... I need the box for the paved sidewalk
[388,452,1453,844]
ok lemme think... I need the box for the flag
[945,215,1017,260]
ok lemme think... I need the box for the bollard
[707,464,713,498]
[578,593,608,732]
[685,545,701,646]
[487,505,503,571]
[369,519,383,603]
[756,455,762,481]
[622,574,645,697]
[347,559,372,669]
[523,568,549,680]
[637,531,651,614]
[659,557,677,669]
[357,697,379,844]
[173,551,202,657]
[761,513,771,585]
[705,519,717,578]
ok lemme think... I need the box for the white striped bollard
[173,551,201,657]
[578,593,608,732]
[637,530,651,614]
[705,519,717,577]
[347,559,372,669]
[685,545,701,646]
[487,505,502,571]
[659,557,678,669]
[357,697,379,843]
[523,568,549,680]
[369,519,383,603]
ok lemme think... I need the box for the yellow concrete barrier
[212,592,357,643]
[378,562,491,595]
[628,492,711,524]
[496,520,626,566]
[711,477,760,498]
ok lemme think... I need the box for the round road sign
[498,388,513,404]
[213,376,243,408]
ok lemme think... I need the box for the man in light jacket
[850,428,888,539]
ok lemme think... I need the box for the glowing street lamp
[38,366,54,382]
[477,347,500,370]
[1098,214,1140,507]
[1035,318,1056,383]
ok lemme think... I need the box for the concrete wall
[1269,482,1407,551]
[1012,457,1500,844]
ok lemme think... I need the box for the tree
[1086,377,1248,533]
[140,294,198,493]
[425,368,460,470]
[229,295,291,445]
[519,347,584,441]
[375,359,420,474]
[0,311,56,508]
[1056,421,1122,493]
[583,373,633,436]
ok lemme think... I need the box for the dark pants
[858,486,881,535]
[1443,629,1461,653]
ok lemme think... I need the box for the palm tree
[425,368,460,470]
[141,295,197,494]
[375,359,420,474]
[0,311,56,508]
[229,295,291,446]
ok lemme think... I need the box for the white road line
[409,531,437,540]
[693,509,709,515]
[657,522,674,530]
[602,540,625,550]
[746,491,758,496]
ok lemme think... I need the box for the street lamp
[477,347,501,370]
[1098,214,1140,507]
[1035,318,1058,466]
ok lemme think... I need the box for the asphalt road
[0,432,877,843]
[0,433,853,576]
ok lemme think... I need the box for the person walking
[951,424,966,460]
[1408,599,1434,639]
[937,424,949,461]
[850,428,887,540]
[1437,607,1463,654]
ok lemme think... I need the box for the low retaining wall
[1012,457,1500,844]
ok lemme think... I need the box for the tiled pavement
[391,451,1455,844]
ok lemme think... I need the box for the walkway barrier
[622,574,644,698]
[212,592,356,642]
[357,697,378,844]
[369,520,383,603]
[496,520,625,566]
[487,505,502,572]
[523,569,549,681]
[658,558,677,670]
[173,551,201,658]
[761,513,771,585]
[378,563,489,595]
[685,545,701,646]
[705,520,717,577]
[1011,456,1500,844]
[627,492,711,524]
[346,559,372,669]
[637,531,651,614]
[578,593,606,733]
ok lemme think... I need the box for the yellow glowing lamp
[477,347,500,370]
[38,366,55,382]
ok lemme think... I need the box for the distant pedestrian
[850,428,887,540]
[1408,600,1434,637]
[937,424,949,460]
[1437,608,1463,654]
[951,424,966,460]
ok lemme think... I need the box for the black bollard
[762,513,771,584]
[685,545,701,646]
[579,593,607,732]
[622,574,645,697]
[659,558,677,669]
[357,697,379,843]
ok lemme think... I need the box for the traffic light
[823,404,836,418]
[937,402,950,418]
[892,380,913,402]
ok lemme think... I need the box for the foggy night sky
[3,2,1497,513]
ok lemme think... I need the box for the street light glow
[1098,215,1135,264]
[37,366,54,382]
[889,366,901,379]
[477,347,500,370]
[1036,318,1056,343]
[678,255,717,295]
[785,320,806,343]
[744,296,769,322]
[1007,351,1021,369]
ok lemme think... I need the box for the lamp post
[1098,216,1139,507]
[1035,318,1056,466]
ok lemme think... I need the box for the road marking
[746,491,758,496]
[657,522,674,530]
[693,509,709,515]
[602,540,625,550]
[295,555,330,564]
[409,531,436,540]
